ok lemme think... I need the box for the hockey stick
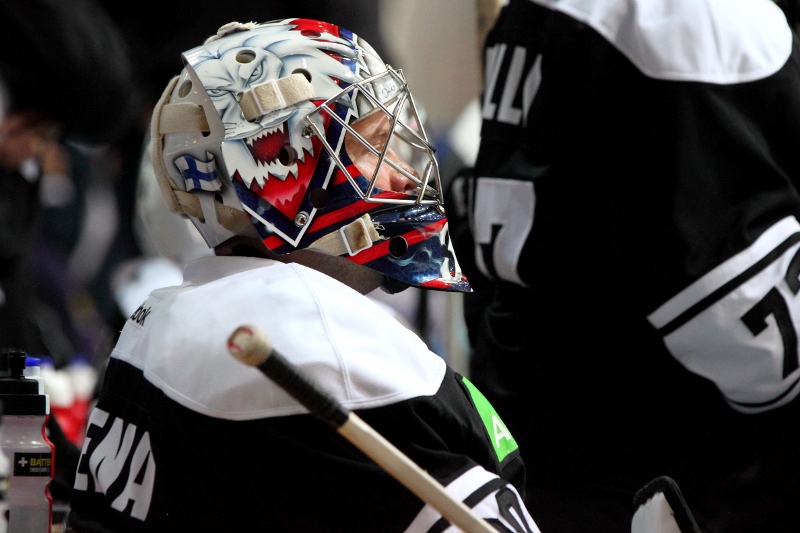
[227,324,496,533]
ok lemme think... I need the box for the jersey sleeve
[638,50,800,412]
[357,367,540,533]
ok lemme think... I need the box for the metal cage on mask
[304,68,444,207]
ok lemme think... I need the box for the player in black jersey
[448,0,800,531]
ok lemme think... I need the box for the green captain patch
[462,377,518,462]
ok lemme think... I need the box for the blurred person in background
[0,0,138,507]
[0,0,138,366]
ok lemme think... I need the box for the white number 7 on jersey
[472,177,535,287]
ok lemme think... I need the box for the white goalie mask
[150,19,470,292]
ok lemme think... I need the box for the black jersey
[67,256,537,532]
[451,0,800,529]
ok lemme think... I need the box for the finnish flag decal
[175,152,223,192]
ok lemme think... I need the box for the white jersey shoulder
[112,256,446,420]
[531,0,792,83]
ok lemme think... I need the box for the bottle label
[12,452,52,476]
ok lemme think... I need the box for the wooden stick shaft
[338,414,496,533]
[227,325,495,532]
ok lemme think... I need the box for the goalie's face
[305,67,443,208]
[346,111,419,195]
[293,67,469,293]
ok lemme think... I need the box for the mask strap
[150,74,258,240]
[239,73,316,122]
[308,214,380,257]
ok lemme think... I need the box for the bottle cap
[0,349,46,414]
[8,352,27,378]
[0,347,27,375]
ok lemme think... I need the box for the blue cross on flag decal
[175,152,223,192]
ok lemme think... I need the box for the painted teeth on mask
[234,115,315,188]
[244,122,285,149]
[256,158,298,181]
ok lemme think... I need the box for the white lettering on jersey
[483,43,543,126]
[74,407,156,520]
[649,216,800,413]
[483,43,507,120]
[403,466,540,533]
[492,415,513,449]
[473,178,535,286]
[497,46,526,124]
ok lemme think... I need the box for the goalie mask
[151,19,470,293]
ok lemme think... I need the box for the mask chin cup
[380,276,411,294]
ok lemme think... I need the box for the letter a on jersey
[462,377,519,462]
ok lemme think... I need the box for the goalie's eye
[207,88,228,97]
[249,64,263,83]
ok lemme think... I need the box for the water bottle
[0,349,54,533]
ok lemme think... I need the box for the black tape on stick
[227,325,349,428]
[257,349,350,428]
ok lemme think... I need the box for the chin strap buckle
[308,214,380,257]
[340,216,376,256]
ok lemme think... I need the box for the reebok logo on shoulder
[129,305,152,327]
